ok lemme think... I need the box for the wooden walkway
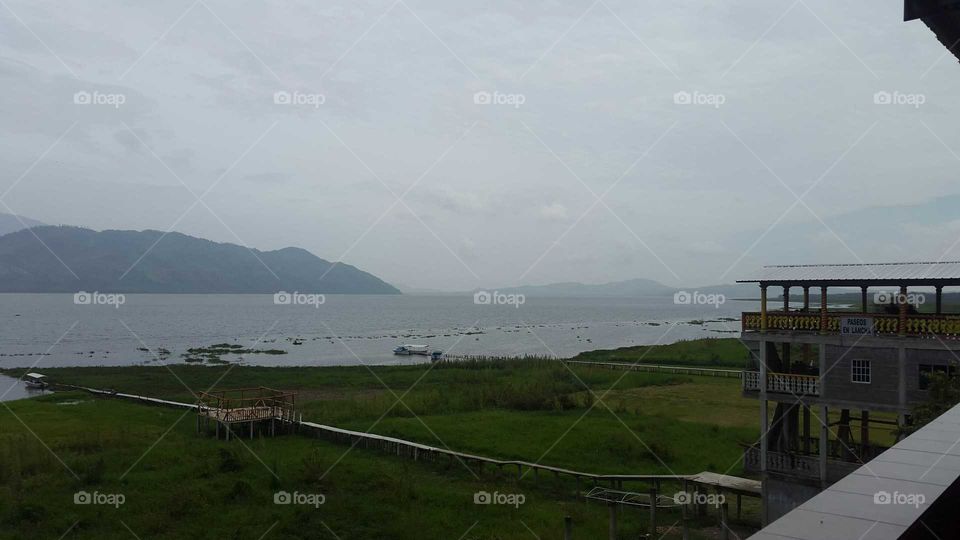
[65,384,760,498]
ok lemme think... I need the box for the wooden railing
[742,371,819,395]
[197,386,297,423]
[741,311,960,339]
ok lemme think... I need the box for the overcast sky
[2,0,959,291]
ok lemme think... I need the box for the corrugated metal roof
[749,401,960,540]
[737,262,960,284]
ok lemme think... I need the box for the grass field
[0,338,766,538]
[570,337,750,368]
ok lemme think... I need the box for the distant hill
[479,279,675,297]
[0,226,400,294]
[0,212,43,236]
[473,279,758,299]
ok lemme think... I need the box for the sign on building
[841,316,874,336]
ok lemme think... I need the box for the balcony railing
[741,311,960,339]
[743,446,862,482]
[743,371,820,395]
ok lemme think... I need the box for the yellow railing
[741,312,960,339]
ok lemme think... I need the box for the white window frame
[851,359,871,384]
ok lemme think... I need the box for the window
[851,359,871,384]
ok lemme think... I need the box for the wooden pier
[196,387,296,440]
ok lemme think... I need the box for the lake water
[0,294,758,369]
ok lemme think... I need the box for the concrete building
[737,262,960,523]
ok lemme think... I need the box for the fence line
[564,361,743,378]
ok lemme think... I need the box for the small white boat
[23,372,48,389]
[393,344,430,356]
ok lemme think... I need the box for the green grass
[0,339,765,538]
[0,392,760,539]
[3,357,759,476]
[570,337,749,368]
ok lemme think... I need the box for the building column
[861,286,868,313]
[819,405,828,487]
[819,286,828,334]
[898,346,907,424]
[803,405,811,454]
[760,285,768,332]
[760,341,769,475]
[860,411,870,458]
[783,286,790,312]
[936,285,943,315]
[898,285,908,336]
[803,286,810,312]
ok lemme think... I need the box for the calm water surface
[0,294,758,369]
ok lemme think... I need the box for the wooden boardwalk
[65,384,760,495]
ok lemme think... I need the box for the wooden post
[760,285,768,331]
[936,285,943,315]
[720,497,730,540]
[681,480,690,540]
[608,503,617,540]
[649,486,658,536]
[564,515,573,540]
[820,286,828,334]
[899,285,908,336]
[803,286,810,311]
[783,286,790,312]
[803,405,811,454]
[736,494,742,520]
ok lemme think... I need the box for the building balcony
[743,371,820,396]
[741,311,960,339]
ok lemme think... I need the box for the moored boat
[23,373,48,389]
[392,344,430,356]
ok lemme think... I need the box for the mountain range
[0,225,400,294]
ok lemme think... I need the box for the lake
[0,293,758,369]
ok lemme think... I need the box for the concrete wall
[764,476,821,524]
[822,345,955,408]
[823,345,899,406]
